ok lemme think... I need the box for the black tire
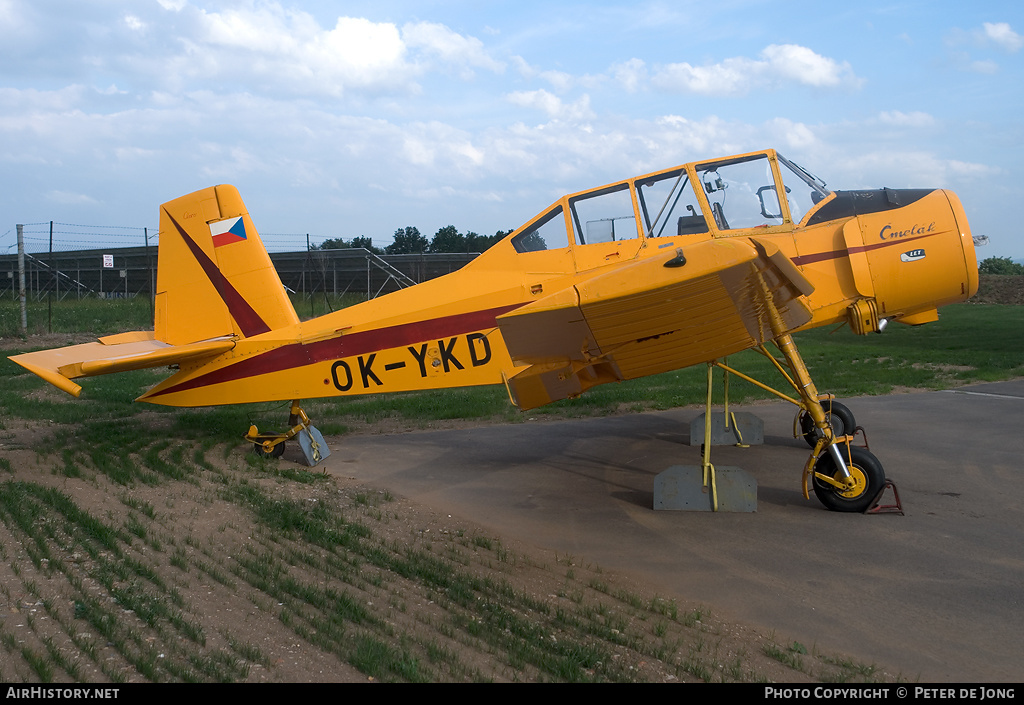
[812,445,885,513]
[252,441,286,459]
[800,400,856,448]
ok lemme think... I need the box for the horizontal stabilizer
[10,332,235,397]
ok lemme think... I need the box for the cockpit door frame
[691,149,797,238]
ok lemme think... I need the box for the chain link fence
[0,222,479,333]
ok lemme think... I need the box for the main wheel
[800,400,856,448]
[812,445,885,513]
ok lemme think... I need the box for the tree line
[978,256,1024,275]
[316,225,513,255]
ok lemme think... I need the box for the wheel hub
[835,465,867,499]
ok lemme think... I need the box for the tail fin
[156,185,298,345]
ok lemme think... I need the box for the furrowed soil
[0,403,895,684]
[971,274,1024,304]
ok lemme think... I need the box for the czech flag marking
[210,216,247,248]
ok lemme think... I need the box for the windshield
[776,154,831,224]
[696,153,832,230]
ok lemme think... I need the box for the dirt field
[971,274,1024,304]
[0,404,902,683]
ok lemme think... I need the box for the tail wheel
[800,400,856,448]
[253,441,286,459]
[812,445,885,513]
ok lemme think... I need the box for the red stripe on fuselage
[791,231,937,266]
[145,303,524,399]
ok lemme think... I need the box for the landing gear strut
[244,400,331,467]
[699,270,893,512]
[799,399,856,448]
[709,338,890,513]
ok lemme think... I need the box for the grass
[4,439,873,683]
[0,297,152,337]
[0,293,365,338]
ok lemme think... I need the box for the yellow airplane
[10,148,978,511]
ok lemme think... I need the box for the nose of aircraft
[942,189,980,301]
[859,188,978,323]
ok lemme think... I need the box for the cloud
[197,144,268,180]
[947,22,1022,55]
[878,111,936,128]
[0,0,24,28]
[46,190,99,206]
[760,44,854,87]
[0,2,1013,257]
[399,121,485,175]
[653,57,752,95]
[969,59,999,74]
[764,117,819,151]
[539,70,574,93]
[193,8,412,96]
[505,89,595,121]
[54,2,501,100]
[611,58,646,93]
[651,44,859,96]
[0,85,86,111]
[944,22,1021,73]
[402,21,504,77]
[123,14,145,32]
[830,150,990,190]
[510,55,537,80]
[981,22,1023,53]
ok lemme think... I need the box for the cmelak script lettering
[879,222,935,240]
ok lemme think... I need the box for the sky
[1,0,1022,257]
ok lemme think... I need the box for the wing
[9,331,235,398]
[497,237,814,410]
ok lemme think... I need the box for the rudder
[155,185,298,345]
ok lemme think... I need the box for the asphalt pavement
[326,380,1024,682]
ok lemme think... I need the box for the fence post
[48,220,53,333]
[145,227,154,319]
[17,224,27,335]
[307,234,313,318]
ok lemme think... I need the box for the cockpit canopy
[511,150,831,255]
